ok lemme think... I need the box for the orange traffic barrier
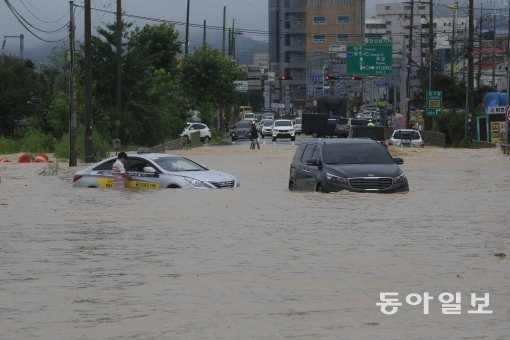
[18,154,32,163]
[34,153,49,163]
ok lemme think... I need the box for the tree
[0,55,46,137]
[180,46,244,128]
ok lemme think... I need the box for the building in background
[269,0,365,112]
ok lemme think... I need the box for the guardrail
[420,131,446,147]
[149,137,184,153]
[471,140,497,149]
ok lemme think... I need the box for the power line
[16,0,68,24]
[3,0,67,42]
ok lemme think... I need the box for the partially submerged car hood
[324,163,402,178]
[168,169,236,183]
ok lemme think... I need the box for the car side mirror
[393,157,404,165]
[143,166,157,173]
[306,159,321,166]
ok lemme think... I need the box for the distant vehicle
[73,153,239,189]
[293,117,302,134]
[260,120,275,138]
[180,122,211,144]
[257,119,273,133]
[240,105,252,115]
[388,129,425,148]
[263,113,275,120]
[242,112,255,121]
[288,139,408,193]
[230,120,252,141]
[336,118,369,137]
[302,113,329,137]
[349,126,387,146]
[271,119,296,141]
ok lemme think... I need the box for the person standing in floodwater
[249,121,260,150]
[112,152,129,188]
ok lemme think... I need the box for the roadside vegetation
[0,21,244,159]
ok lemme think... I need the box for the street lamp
[447,2,459,79]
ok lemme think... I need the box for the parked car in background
[388,129,425,148]
[230,120,252,141]
[260,120,275,138]
[73,153,239,189]
[293,117,302,134]
[288,139,408,193]
[271,119,296,141]
[263,113,275,120]
[180,122,211,144]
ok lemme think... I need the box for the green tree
[180,46,244,128]
[0,55,45,137]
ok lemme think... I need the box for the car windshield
[244,113,254,119]
[275,121,292,127]
[235,121,251,128]
[393,130,421,140]
[263,121,274,126]
[295,118,302,124]
[323,143,394,164]
[337,118,349,125]
[154,157,207,172]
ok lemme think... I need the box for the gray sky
[0,0,489,55]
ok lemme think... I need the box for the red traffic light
[351,76,361,80]
[325,74,330,81]
[280,75,292,80]
[281,75,286,80]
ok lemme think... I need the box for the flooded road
[1,143,509,339]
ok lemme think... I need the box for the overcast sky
[0,0,491,55]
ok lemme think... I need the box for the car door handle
[301,169,310,173]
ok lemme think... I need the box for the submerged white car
[72,153,239,189]
[180,123,211,144]
[388,129,425,148]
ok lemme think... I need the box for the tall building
[269,0,365,111]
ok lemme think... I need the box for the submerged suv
[288,139,409,193]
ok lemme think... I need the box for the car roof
[127,152,180,160]
[274,119,292,122]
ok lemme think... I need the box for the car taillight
[73,175,83,182]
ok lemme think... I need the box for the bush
[54,128,111,161]
[19,128,55,152]
[0,135,18,154]
[210,129,228,144]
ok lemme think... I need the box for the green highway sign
[346,43,393,75]
[426,91,443,116]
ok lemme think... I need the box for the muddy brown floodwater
[1,142,509,339]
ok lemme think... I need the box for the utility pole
[84,0,93,162]
[222,6,226,55]
[507,0,510,144]
[450,1,458,79]
[202,20,206,46]
[227,28,232,56]
[492,14,496,88]
[467,0,474,140]
[429,0,434,91]
[185,0,190,55]
[19,34,24,59]
[477,5,483,87]
[406,0,414,123]
[116,0,122,130]
[69,1,77,167]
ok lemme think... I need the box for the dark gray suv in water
[288,139,409,193]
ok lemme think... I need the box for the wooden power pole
[84,0,93,162]
[69,1,77,167]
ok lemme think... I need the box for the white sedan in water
[72,152,239,189]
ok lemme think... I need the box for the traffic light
[325,74,330,81]
[351,76,362,80]
[280,75,292,80]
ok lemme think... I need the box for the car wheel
[183,135,189,144]
[272,137,276,142]
[316,183,328,193]
[261,134,264,139]
[291,136,295,141]
[288,180,295,191]
[204,136,211,144]
[167,184,181,189]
